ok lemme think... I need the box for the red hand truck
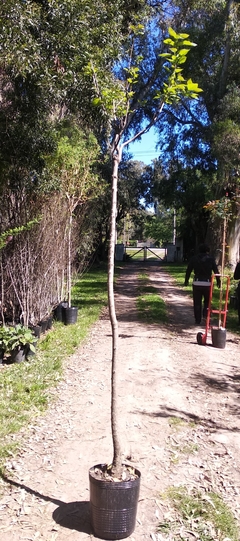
[196,274,230,347]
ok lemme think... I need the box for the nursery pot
[31,325,42,338]
[0,348,4,364]
[211,326,226,349]
[39,319,48,333]
[89,464,141,540]
[11,347,26,363]
[46,316,53,330]
[26,340,38,359]
[53,302,68,323]
[63,306,78,325]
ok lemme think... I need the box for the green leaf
[179,32,190,39]
[178,57,187,64]
[176,73,185,79]
[92,97,101,106]
[179,49,190,56]
[175,84,186,90]
[168,27,178,39]
[164,38,175,45]
[183,40,197,47]
[187,79,203,92]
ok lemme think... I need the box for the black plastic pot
[0,348,4,364]
[211,326,226,349]
[31,325,42,338]
[46,316,53,330]
[89,464,141,540]
[11,347,26,363]
[39,319,48,333]
[26,340,38,359]
[53,302,68,323]
[63,306,78,325]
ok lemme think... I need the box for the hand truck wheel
[197,332,206,346]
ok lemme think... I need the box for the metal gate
[126,247,165,261]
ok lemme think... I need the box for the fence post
[144,247,147,261]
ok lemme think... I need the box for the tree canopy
[0,0,240,328]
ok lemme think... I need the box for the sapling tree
[0,220,40,326]
[87,26,202,477]
[204,196,234,326]
[44,124,100,307]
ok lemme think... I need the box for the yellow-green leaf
[183,40,197,47]
[92,97,101,106]
[178,56,187,64]
[179,49,190,56]
[168,27,178,39]
[163,38,175,45]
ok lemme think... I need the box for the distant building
[166,239,183,262]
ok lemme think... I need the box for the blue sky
[127,126,160,165]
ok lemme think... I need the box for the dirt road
[0,262,240,540]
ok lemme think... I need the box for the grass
[136,272,167,323]
[168,416,188,428]
[165,262,240,335]
[158,486,239,541]
[0,264,108,475]
[167,417,199,463]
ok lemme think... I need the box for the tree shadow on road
[1,475,92,535]
[136,405,240,432]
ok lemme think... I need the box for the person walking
[184,243,221,325]
[233,261,240,325]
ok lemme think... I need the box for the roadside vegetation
[0,265,108,475]
[158,486,239,541]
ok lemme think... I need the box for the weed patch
[158,486,239,540]
[137,273,167,323]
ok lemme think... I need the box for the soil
[0,261,240,541]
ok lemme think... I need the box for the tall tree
[86,23,202,476]
[153,0,240,262]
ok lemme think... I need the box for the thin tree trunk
[68,213,72,308]
[1,253,5,325]
[227,214,240,267]
[218,0,233,100]
[108,150,122,476]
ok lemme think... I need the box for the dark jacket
[234,262,240,281]
[185,252,220,286]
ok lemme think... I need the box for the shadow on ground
[1,475,92,535]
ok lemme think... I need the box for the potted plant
[7,324,37,363]
[0,325,14,363]
[88,27,202,539]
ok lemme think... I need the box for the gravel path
[0,261,240,541]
